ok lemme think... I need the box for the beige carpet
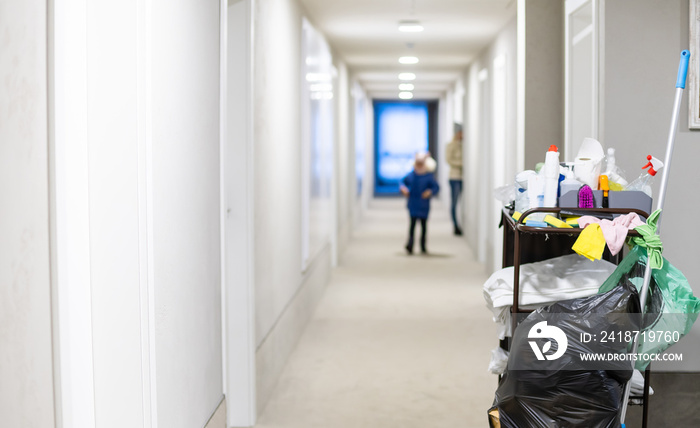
[256,199,498,428]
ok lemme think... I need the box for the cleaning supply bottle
[528,174,544,209]
[603,147,628,187]
[559,167,582,199]
[514,170,536,213]
[543,145,560,207]
[599,175,610,208]
[624,155,664,197]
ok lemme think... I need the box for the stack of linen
[483,253,617,339]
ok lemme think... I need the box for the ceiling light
[399,83,414,91]
[305,72,331,82]
[309,83,333,92]
[399,92,414,100]
[398,72,416,81]
[399,56,419,64]
[398,21,423,32]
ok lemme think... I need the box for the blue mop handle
[676,50,690,88]
[621,50,691,428]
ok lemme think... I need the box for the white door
[565,0,601,160]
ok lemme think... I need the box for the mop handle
[676,50,691,89]
[656,50,690,230]
[620,50,690,427]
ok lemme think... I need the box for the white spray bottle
[625,155,663,197]
[603,148,628,186]
[543,145,560,207]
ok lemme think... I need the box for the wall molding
[204,396,227,428]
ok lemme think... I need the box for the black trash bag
[489,282,641,428]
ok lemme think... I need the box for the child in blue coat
[400,152,439,254]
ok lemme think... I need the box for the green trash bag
[598,245,700,369]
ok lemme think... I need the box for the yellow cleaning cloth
[572,223,606,261]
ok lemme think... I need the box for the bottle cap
[548,145,558,152]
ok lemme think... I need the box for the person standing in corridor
[400,152,439,255]
[445,123,464,236]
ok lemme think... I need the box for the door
[373,100,437,195]
[565,0,601,160]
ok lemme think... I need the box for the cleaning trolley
[486,51,700,428]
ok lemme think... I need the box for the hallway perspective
[256,199,497,427]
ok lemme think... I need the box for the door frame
[221,0,257,425]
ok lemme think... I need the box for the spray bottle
[624,155,664,197]
[543,145,560,207]
[603,148,628,188]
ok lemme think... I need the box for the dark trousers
[407,216,427,251]
[449,179,463,231]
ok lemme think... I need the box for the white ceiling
[300,0,516,99]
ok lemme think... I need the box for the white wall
[4,0,359,425]
[464,17,518,272]
[252,0,335,413]
[521,0,565,165]
[254,0,304,346]
[463,3,563,273]
[52,0,96,422]
[0,0,56,425]
[464,66,480,252]
[300,18,334,270]
[84,0,149,425]
[335,60,352,251]
[601,0,700,371]
[151,0,223,425]
[354,82,374,216]
[49,1,224,426]
[349,79,371,221]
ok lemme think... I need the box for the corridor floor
[256,199,498,428]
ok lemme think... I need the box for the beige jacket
[445,139,463,180]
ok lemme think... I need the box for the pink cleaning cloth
[577,213,646,256]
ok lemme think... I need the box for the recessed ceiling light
[399,83,414,91]
[398,21,423,32]
[399,56,419,64]
[399,92,414,100]
[309,83,333,92]
[398,72,416,81]
[305,72,331,82]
